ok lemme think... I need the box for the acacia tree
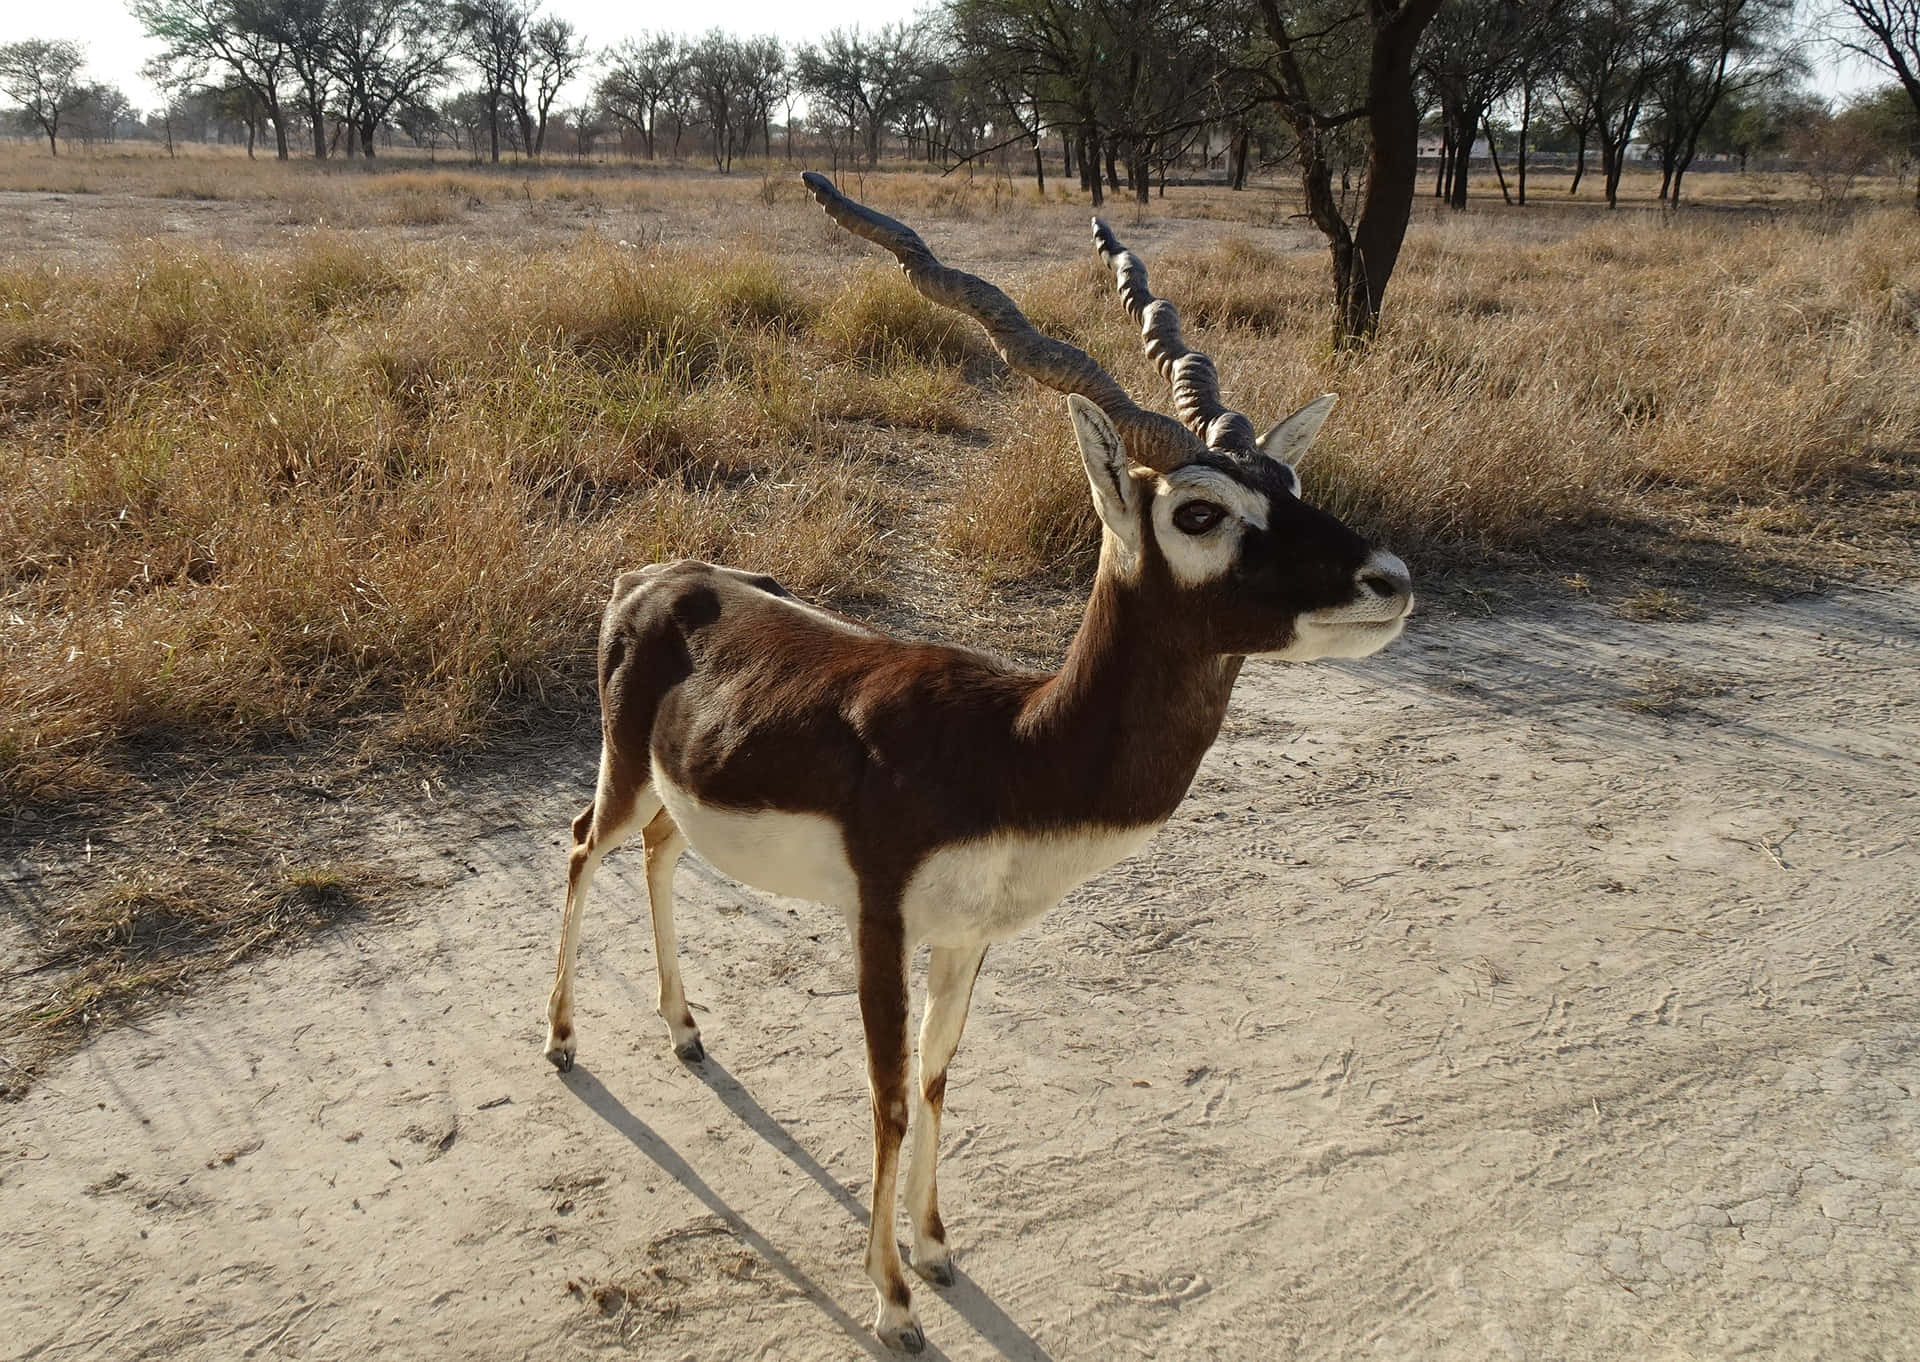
[1559,0,1669,206]
[1642,0,1796,204]
[328,0,454,158]
[511,15,583,157]
[255,0,333,158]
[598,34,679,158]
[946,0,1115,202]
[454,0,529,161]
[732,34,786,158]
[685,30,748,169]
[132,0,296,158]
[796,24,931,167]
[1825,1,1920,203]
[0,39,87,155]
[1420,0,1529,207]
[1251,0,1447,346]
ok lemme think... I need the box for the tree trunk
[1570,127,1587,194]
[1446,108,1476,210]
[1033,140,1045,193]
[1516,83,1530,206]
[1436,128,1449,197]
[1485,116,1512,205]
[1230,127,1250,190]
[361,118,377,158]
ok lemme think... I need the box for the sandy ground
[3,579,1916,1361]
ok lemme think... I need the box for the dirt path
[4,584,1917,1361]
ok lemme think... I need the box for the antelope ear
[1257,393,1338,469]
[1067,395,1142,556]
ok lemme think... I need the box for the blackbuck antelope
[543,172,1413,1352]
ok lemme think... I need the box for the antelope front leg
[906,943,986,1287]
[855,907,922,1352]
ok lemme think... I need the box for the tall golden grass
[946,210,1919,580]
[1,236,1012,803]
[3,181,1916,812]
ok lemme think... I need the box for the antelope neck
[1019,567,1242,829]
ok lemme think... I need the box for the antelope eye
[1172,501,1225,535]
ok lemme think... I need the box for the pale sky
[0,0,1886,118]
[0,0,928,109]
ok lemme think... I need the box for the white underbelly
[653,765,1158,946]
[653,766,861,908]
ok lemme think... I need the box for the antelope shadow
[562,1060,1056,1362]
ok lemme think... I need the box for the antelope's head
[803,174,1412,663]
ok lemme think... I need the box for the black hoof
[891,1322,925,1354]
[548,1050,574,1073]
[675,1037,706,1064]
[924,1261,954,1288]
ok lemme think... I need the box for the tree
[1708,75,1821,168]
[1824,2,1920,204]
[1250,0,1448,346]
[1845,78,1920,166]
[598,34,679,159]
[511,15,583,157]
[0,39,88,155]
[944,0,1227,206]
[454,0,530,162]
[1558,0,1668,206]
[1420,0,1530,208]
[685,29,755,170]
[132,0,296,159]
[66,82,136,144]
[253,0,333,158]
[1641,0,1796,204]
[141,53,198,156]
[796,24,930,167]
[328,0,455,159]
[735,34,786,159]
[946,0,1114,201]
[1790,99,1887,204]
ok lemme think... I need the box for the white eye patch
[1151,467,1269,586]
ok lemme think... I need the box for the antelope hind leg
[641,808,703,1062]
[543,755,659,1072]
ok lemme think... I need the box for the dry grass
[6,183,1915,798]
[10,862,370,1045]
[943,209,1920,579]
[0,235,994,807]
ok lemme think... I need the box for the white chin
[1253,617,1406,662]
